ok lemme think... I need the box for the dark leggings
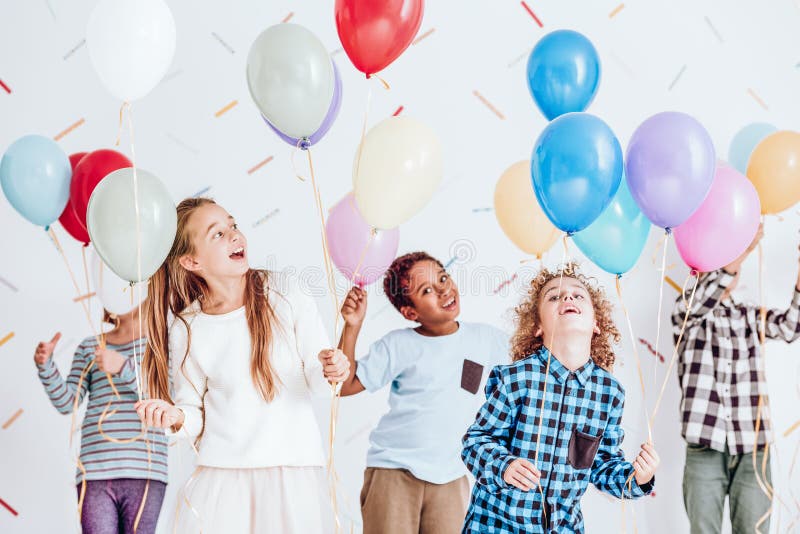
[77,479,166,534]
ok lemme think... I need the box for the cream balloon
[87,0,176,102]
[353,116,443,230]
[89,247,146,315]
[87,168,177,283]
[494,161,560,257]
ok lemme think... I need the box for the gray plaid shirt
[672,269,800,455]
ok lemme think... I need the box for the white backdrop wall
[1,1,799,532]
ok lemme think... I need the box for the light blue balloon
[531,112,623,234]
[572,178,651,276]
[526,30,601,121]
[0,135,71,227]
[728,122,778,175]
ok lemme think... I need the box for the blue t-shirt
[355,322,509,484]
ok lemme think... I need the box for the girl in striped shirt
[35,307,168,534]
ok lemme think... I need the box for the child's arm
[762,249,800,342]
[673,269,734,324]
[35,334,90,414]
[94,347,139,393]
[462,367,522,493]
[590,395,658,499]
[337,286,367,396]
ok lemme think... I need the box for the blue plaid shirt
[462,349,653,533]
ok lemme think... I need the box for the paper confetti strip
[472,207,493,213]
[638,338,666,363]
[473,90,505,120]
[215,100,238,117]
[193,186,211,197]
[392,105,404,116]
[164,132,198,154]
[443,256,458,270]
[412,28,436,45]
[252,208,280,228]
[668,65,687,91]
[704,16,724,43]
[664,276,682,293]
[0,332,14,347]
[54,118,85,141]
[494,273,518,294]
[508,49,530,68]
[609,3,625,18]
[520,1,544,27]
[247,156,274,175]
[72,292,95,303]
[0,276,18,292]
[211,32,235,54]
[784,419,800,437]
[2,409,23,429]
[282,12,294,23]
[0,79,10,94]
[160,69,183,85]
[62,38,86,60]
[0,497,18,517]
[747,88,769,110]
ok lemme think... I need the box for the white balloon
[246,24,334,139]
[353,116,443,230]
[90,247,146,316]
[87,0,177,101]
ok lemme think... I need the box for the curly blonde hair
[510,262,620,370]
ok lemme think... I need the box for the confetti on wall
[747,88,769,110]
[0,332,14,347]
[520,1,544,27]
[62,38,85,60]
[54,118,85,141]
[0,276,18,292]
[412,28,436,45]
[664,276,682,294]
[704,16,724,43]
[638,338,666,363]
[164,132,199,155]
[473,90,506,120]
[215,100,238,117]
[211,32,235,54]
[609,4,625,18]
[472,207,493,213]
[72,292,95,303]
[0,79,10,94]
[494,273,518,294]
[668,65,687,91]
[193,186,211,197]
[392,105,404,116]
[247,155,274,175]
[0,496,18,517]
[2,408,23,429]
[282,12,294,23]
[443,255,458,270]
[252,208,281,228]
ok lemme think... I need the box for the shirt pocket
[568,429,602,470]
[460,358,484,394]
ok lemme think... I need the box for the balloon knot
[44,225,49,232]
[665,227,673,235]
[689,268,699,277]
[299,138,311,151]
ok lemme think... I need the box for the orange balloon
[494,161,561,258]
[746,130,800,214]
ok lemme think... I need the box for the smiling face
[535,276,599,341]
[178,203,249,279]
[400,260,461,326]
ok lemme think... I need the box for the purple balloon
[263,61,342,149]
[625,111,716,230]
[325,192,400,287]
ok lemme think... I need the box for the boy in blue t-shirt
[337,251,509,534]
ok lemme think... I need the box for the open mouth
[442,296,457,310]
[559,304,580,315]
[229,247,245,260]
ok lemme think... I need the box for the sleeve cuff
[354,361,377,393]
[492,455,517,490]
[791,286,800,305]
[716,269,736,288]
[36,358,58,379]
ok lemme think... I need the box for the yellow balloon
[494,161,560,258]
[746,130,800,214]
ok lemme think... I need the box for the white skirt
[173,466,330,533]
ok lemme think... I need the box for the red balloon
[59,152,90,244]
[69,149,132,238]
[335,0,424,77]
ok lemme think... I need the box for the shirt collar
[536,347,594,386]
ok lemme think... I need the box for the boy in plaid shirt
[462,263,658,533]
[674,226,800,533]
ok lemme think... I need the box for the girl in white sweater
[135,197,349,532]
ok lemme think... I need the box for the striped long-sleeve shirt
[36,336,168,484]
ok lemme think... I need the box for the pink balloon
[674,164,761,273]
[326,192,400,287]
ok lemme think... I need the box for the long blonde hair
[143,198,279,409]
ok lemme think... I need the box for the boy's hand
[633,442,659,486]
[341,287,367,328]
[95,347,126,374]
[34,333,61,365]
[503,458,541,491]
[319,349,350,383]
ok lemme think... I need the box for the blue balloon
[573,178,651,276]
[0,135,71,227]
[728,122,778,175]
[531,112,623,234]
[526,30,601,121]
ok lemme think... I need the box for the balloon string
[649,272,697,427]
[616,276,653,444]
[652,231,670,395]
